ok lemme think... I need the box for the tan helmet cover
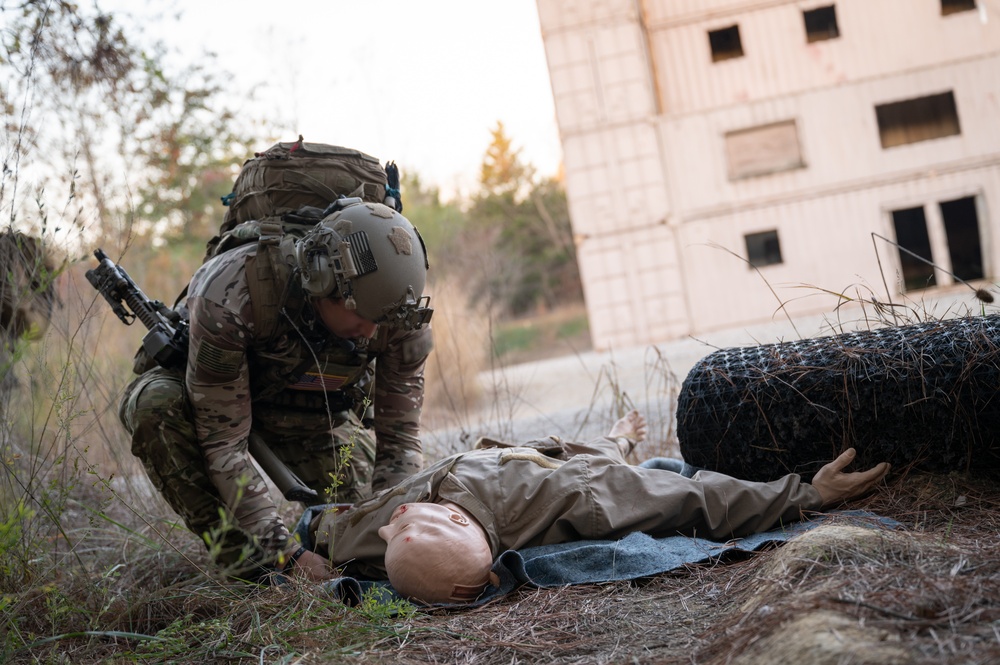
[295,200,432,328]
[379,503,495,604]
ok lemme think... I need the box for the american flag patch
[345,231,378,276]
[290,371,348,391]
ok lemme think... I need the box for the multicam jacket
[185,242,432,554]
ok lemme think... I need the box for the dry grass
[3,253,1000,664]
[321,470,1000,665]
[420,273,490,430]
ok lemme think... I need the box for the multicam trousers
[118,366,376,577]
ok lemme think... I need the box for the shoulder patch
[195,340,244,377]
[499,450,563,470]
[401,327,434,364]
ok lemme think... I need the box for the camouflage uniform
[119,241,432,575]
[311,433,823,580]
[1,232,56,397]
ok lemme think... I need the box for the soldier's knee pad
[119,368,198,465]
[119,368,186,430]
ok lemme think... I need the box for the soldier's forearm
[371,444,424,492]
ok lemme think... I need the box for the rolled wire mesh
[677,315,1000,482]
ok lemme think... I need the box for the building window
[889,198,984,292]
[939,196,984,281]
[709,25,744,62]
[891,206,936,290]
[941,0,977,16]
[803,6,840,42]
[745,230,783,267]
[875,91,961,149]
[725,120,805,180]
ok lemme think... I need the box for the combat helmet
[294,199,432,329]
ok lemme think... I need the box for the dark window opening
[709,25,744,62]
[940,196,984,281]
[875,91,960,149]
[941,0,977,16]
[804,5,840,42]
[745,230,783,267]
[892,207,936,291]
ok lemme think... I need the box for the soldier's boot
[119,368,270,581]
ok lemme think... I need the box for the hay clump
[731,610,910,665]
[750,523,954,591]
[693,506,1000,665]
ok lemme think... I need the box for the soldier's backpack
[204,136,400,263]
[167,137,403,349]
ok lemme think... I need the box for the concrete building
[536,0,1000,350]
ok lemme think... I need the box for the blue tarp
[313,510,896,607]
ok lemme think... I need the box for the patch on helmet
[195,341,243,377]
[345,231,378,276]
[387,226,413,255]
[366,202,395,219]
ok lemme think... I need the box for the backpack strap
[245,219,287,341]
[282,170,339,202]
[280,171,382,213]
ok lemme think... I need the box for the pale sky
[107,0,562,200]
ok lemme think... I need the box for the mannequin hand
[283,549,335,582]
[811,448,890,507]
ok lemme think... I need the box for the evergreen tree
[464,121,581,317]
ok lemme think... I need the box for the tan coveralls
[313,434,823,579]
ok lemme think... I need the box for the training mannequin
[300,411,889,604]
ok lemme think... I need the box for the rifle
[86,248,318,503]
[86,248,190,369]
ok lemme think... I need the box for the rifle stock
[248,432,319,503]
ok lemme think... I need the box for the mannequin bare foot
[609,410,647,456]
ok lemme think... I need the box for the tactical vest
[241,236,377,410]
[136,236,380,418]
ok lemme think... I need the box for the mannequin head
[378,502,495,604]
